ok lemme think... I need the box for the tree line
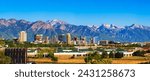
[84,51,124,64]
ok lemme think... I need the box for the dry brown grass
[27,55,85,64]
[55,55,85,64]
[55,55,72,59]
[112,59,148,64]
[57,59,85,64]
[28,56,150,64]
[28,58,52,64]
[112,56,150,64]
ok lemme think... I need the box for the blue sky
[0,0,150,26]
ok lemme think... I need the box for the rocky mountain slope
[0,18,150,42]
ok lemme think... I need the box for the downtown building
[34,34,43,44]
[19,31,27,43]
[66,33,71,45]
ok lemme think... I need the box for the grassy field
[112,56,150,64]
[28,56,85,64]
[28,56,150,64]
[27,58,52,64]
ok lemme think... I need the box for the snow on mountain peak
[48,19,66,26]
[91,25,99,31]
[102,24,111,28]
[129,24,144,29]
[101,24,119,29]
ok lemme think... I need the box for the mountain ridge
[0,18,150,42]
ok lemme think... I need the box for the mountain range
[0,18,150,42]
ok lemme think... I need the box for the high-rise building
[66,33,71,45]
[35,34,43,41]
[82,36,87,45]
[50,36,58,44]
[19,31,27,43]
[58,34,66,43]
[34,34,43,43]
[90,37,96,44]
[43,36,49,44]
[73,36,78,45]
[78,36,86,45]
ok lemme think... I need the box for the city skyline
[17,31,94,45]
[0,0,150,26]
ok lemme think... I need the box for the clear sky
[0,0,150,26]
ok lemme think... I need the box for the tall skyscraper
[73,36,78,45]
[66,33,71,45]
[19,31,27,43]
[58,34,66,43]
[34,34,43,43]
[50,36,58,44]
[83,36,87,45]
[34,34,43,41]
[90,37,95,45]
[43,36,49,44]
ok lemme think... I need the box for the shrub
[109,51,115,58]
[0,51,11,64]
[102,51,109,58]
[84,51,112,64]
[133,50,146,57]
[51,57,58,62]
[115,52,124,58]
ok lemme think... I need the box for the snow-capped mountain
[47,19,66,26]
[0,18,150,42]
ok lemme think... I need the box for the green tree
[126,44,141,47]
[102,51,109,58]
[146,50,150,53]
[100,59,112,64]
[51,57,58,62]
[37,53,44,58]
[84,56,93,63]
[116,48,124,51]
[0,40,5,47]
[133,50,146,57]
[115,52,124,58]
[88,48,94,51]
[84,51,112,64]
[96,47,104,51]
[47,53,58,62]
[0,51,11,64]
[109,51,115,58]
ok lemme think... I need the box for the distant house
[123,52,133,57]
[99,51,133,57]
[27,49,49,57]
[99,40,109,45]
[54,52,87,56]
[27,49,38,57]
